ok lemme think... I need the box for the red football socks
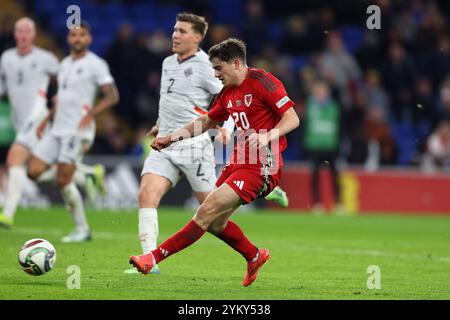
[215,220,258,261]
[151,219,205,263]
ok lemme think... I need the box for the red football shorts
[216,163,282,204]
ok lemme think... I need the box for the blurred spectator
[421,120,450,173]
[413,77,437,125]
[364,106,397,171]
[431,36,450,88]
[303,81,342,212]
[355,32,383,71]
[105,23,140,125]
[364,69,391,123]
[381,42,416,122]
[251,44,295,96]
[436,76,450,122]
[318,30,362,109]
[204,24,231,50]
[297,66,319,101]
[280,15,311,55]
[93,113,131,155]
[0,14,14,52]
[240,0,268,57]
[346,90,368,164]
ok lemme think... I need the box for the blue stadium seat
[391,122,417,165]
[128,3,157,20]
[268,23,284,45]
[33,1,59,17]
[341,25,364,53]
[211,0,243,24]
[90,34,115,56]
[133,18,159,34]
[291,55,309,74]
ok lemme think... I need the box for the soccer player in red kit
[129,38,299,286]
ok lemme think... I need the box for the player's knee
[194,199,221,229]
[56,174,71,188]
[139,183,162,207]
[27,163,42,181]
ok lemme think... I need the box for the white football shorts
[141,136,216,192]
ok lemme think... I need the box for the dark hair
[208,38,247,63]
[68,20,91,33]
[78,20,91,33]
[176,12,208,37]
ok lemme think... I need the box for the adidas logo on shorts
[233,180,245,190]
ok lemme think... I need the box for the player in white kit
[27,22,119,242]
[125,13,288,274]
[0,18,106,229]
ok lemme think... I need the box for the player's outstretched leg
[129,219,205,274]
[264,186,289,208]
[1,144,32,228]
[129,184,241,274]
[129,184,269,286]
[74,163,107,205]
[57,163,91,243]
[209,217,270,287]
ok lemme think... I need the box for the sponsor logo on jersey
[244,94,252,107]
[276,96,290,108]
[227,100,233,108]
[233,180,245,190]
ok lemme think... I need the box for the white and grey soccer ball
[18,239,56,276]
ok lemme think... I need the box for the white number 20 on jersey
[232,112,250,130]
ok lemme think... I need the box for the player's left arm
[267,107,299,142]
[248,107,299,148]
[79,83,119,129]
[248,74,300,148]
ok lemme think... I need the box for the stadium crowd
[1,0,450,171]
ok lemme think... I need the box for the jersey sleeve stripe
[250,72,277,92]
[194,106,208,115]
[256,72,278,89]
[250,74,275,92]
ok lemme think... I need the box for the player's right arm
[152,115,219,151]
[36,97,57,139]
[147,123,159,138]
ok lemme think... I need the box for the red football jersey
[208,68,295,165]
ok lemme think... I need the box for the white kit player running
[27,22,119,242]
[0,18,105,229]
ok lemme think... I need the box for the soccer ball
[18,239,56,276]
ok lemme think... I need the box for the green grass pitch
[0,207,449,300]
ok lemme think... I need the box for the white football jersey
[157,49,223,139]
[51,51,114,136]
[0,46,59,130]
